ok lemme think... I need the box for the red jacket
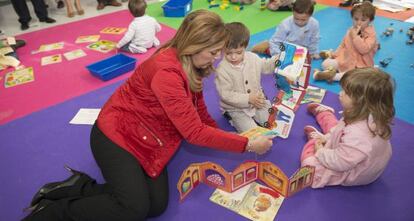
[97,48,248,178]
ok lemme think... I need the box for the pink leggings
[300,110,338,161]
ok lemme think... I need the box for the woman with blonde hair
[23,9,275,221]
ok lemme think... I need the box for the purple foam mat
[1,74,413,221]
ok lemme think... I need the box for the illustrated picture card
[301,86,326,104]
[87,40,116,53]
[100,27,126,35]
[69,108,101,125]
[240,127,278,140]
[37,42,64,53]
[210,182,284,221]
[75,35,100,43]
[41,54,62,66]
[64,49,87,61]
[4,67,34,88]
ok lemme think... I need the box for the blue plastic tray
[162,0,192,17]
[86,53,137,81]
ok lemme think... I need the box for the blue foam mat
[249,7,414,124]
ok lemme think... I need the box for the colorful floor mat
[1,4,413,221]
[0,10,176,125]
[316,0,414,21]
[146,0,327,34]
[1,73,413,221]
[250,7,414,124]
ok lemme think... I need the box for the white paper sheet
[69,108,101,125]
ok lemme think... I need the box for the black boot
[29,165,92,207]
[22,199,54,221]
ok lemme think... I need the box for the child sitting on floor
[301,67,394,188]
[215,22,279,133]
[314,1,378,83]
[251,0,320,59]
[116,0,161,54]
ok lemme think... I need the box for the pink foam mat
[0,10,176,125]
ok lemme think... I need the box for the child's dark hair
[129,0,147,17]
[351,1,376,21]
[224,22,250,49]
[293,0,315,15]
[340,67,395,140]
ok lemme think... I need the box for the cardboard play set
[177,161,315,201]
[264,42,322,138]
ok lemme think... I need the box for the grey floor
[0,0,160,36]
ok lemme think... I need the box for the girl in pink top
[314,1,378,83]
[301,67,394,188]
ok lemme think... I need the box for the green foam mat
[147,0,327,34]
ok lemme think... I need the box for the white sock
[129,44,147,54]
[333,72,344,81]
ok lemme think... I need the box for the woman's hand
[246,135,275,155]
[249,91,266,108]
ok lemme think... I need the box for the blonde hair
[340,67,395,139]
[158,9,229,92]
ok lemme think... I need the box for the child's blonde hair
[158,10,229,92]
[340,67,395,139]
[351,1,376,21]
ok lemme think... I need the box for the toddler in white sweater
[117,0,161,54]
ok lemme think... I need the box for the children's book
[240,127,278,140]
[63,49,87,61]
[87,40,116,53]
[266,104,295,139]
[275,88,305,112]
[41,54,62,66]
[210,182,284,221]
[274,42,309,88]
[75,35,100,43]
[178,161,314,201]
[301,86,326,104]
[100,27,126,35]
[37,42,64,53]
[4,67,34,88]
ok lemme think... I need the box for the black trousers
[11,0,48,24]
[24,124,169,221]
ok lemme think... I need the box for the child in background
[314,1,378,83]
[117,0,161,54]
[64,0,84,17]
[251,0,320,59]
[215,22,279,133]
[301,67,394,188]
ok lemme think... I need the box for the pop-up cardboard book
[177,161,314,201]
[274,42,311,90]
[264,42,312,138]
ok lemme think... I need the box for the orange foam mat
[316,0,414,21]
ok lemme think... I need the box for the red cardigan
[97,48,248,178]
